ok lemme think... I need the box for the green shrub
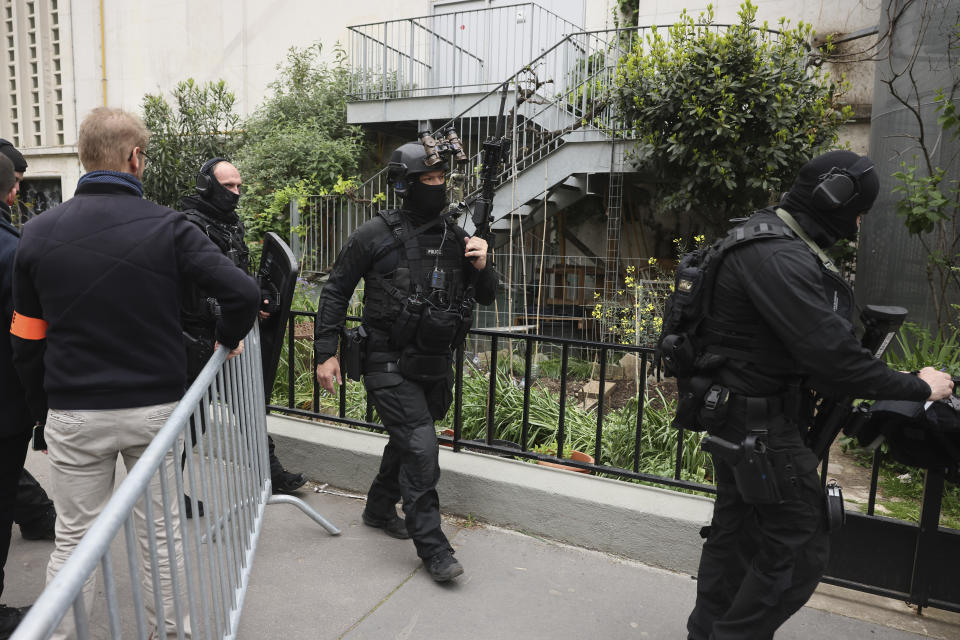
[236,42,365,243]
[884,322,960,377]
[141,79,242,209]
[614,1,850,234]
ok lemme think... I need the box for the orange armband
[10,311,47,340]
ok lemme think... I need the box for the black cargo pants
[687,406,829,640]
[363,369,454,561]
[1,429,32,597]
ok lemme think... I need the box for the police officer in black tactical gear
[180,158,306,511]
[0,138,57,543]
[680,150,954,639]
[314,142,498,582]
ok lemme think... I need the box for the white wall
[72,0,433,120]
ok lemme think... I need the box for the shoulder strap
[701,217,794,317]
[373,209,445,261]
[183,208,214,228]
[775,208,840,274]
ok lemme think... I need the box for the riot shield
[257,232,299,400]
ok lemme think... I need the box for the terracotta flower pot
[537,449,594,474]
[439,428,455,448]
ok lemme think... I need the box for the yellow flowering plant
[592,235,709,347]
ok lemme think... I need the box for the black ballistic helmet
[387,142,447,197]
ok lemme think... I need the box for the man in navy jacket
[11,107,259,640]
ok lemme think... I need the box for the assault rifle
[805,304,908,460]
[469,82,512,242]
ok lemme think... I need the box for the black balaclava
[404,178,447,223]
[780,150,879,247]
[201,162,240,215]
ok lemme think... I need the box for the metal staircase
[296,25,646,275]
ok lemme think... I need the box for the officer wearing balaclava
[313,141,499,583]
[179,158,306,505]
[684,150,954,639]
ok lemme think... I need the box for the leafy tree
[236,42,365,241]
[141,79,242,208]
[613,1,851,234]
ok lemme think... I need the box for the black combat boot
[19,507,55,541]
[272,471,307,494]
[423,551,464,582]
[0,604,29,640]
[361,509,410,539]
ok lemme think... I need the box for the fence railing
[271,314,960,614]
[348,2,581,100]
[13,326,339,640]
[273,311,709,492]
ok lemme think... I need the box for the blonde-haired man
[11,107,260,639]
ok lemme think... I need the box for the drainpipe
[99,0,107,105]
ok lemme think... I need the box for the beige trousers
[45,402,191,640]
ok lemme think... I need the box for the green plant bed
[838,437,960,529]
[872,462,959,529]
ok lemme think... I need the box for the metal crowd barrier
[13,325,339,640]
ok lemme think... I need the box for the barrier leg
[266,491,342,536]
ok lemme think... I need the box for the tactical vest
[181,207,250,381]
[184,209,249,273]
[362,210,473,353]
[658,209,854,430]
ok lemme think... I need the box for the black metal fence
[268,310,960,613]
[271,311,710,493]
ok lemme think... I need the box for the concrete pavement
[234,482,958,640]
[6,447,960,639]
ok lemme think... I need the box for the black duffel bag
[853,394,960,480]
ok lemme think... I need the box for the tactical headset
[196,157,228,197]
[811,156,875,210]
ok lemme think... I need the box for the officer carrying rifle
[656,151,954,639]
[313,131,501,583]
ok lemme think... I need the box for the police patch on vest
[426,248,442,256]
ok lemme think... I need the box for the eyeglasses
[127,148,150,165]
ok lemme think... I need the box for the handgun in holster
[340,325,368,381]
[703,430,782,504]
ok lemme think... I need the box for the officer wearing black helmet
[314,141,498,582]
[180,158,306,512]
[681,150,954,639]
